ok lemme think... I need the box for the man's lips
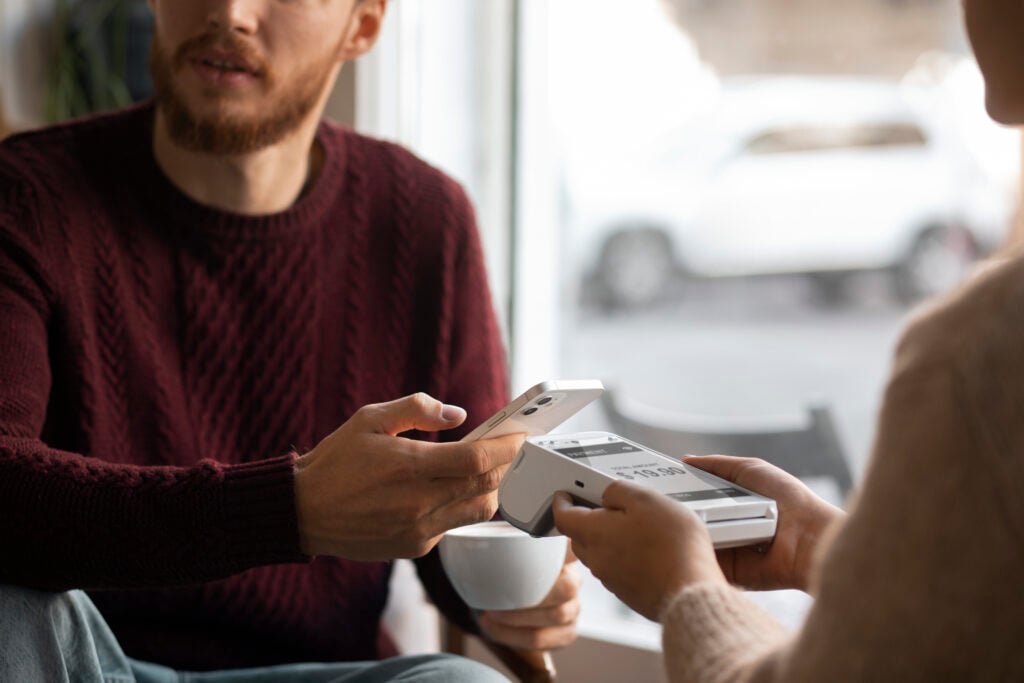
[191,49,261,77]
[201,58,252,73]
[188,49,264,88]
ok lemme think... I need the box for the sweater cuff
[660,582,790,683]
[222,455,307,567]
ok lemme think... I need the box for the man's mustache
[172,31,268,78]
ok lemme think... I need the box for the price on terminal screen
[615,466,687,480]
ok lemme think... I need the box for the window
[534,0,1019,646]
[533,0,1019,463]
[362,0,1021,655]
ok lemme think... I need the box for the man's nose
[205,0,261,36]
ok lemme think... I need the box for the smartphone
[460,380,605,442]
[499,430,778,548]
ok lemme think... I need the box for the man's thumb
[370,392,467,435]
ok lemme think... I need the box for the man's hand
[553,482,725,622]
[293,393,523,560]
[684,455,846,592]
[478,546,582,651]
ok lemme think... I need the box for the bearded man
[0,1,580,680]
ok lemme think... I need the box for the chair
[383,557,557,682]
[443,622,556,683]
[0,88,10,140]
[600,388,854,504]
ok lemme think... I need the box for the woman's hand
[553,481,726,621]
[684,455,846,592]
[553,455,847,620]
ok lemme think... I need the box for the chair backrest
[600,389,854,502]
[0,88,10,140]
[444,622,556,682]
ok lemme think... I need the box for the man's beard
[149,31,337,155]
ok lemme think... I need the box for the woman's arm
[558,258,1024,681]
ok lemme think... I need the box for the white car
[566,76,1017,308]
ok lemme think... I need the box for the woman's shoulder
[895,247,1024,371]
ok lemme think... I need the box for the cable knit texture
[0,102,509,670]
[660,251,1024,682]
[660,583,788,683]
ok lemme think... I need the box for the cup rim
[443,520,545,539]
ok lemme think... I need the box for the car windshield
[648,79,933,167]
[745,122,928,155]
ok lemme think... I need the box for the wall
[324,61,357,129]
[0,0,62,130]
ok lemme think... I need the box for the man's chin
[161,108,301,155]
[172,92,256,121]
[153,64,327,154]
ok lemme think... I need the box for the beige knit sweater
[661,251,1024,682]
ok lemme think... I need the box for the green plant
[45,0,134,122]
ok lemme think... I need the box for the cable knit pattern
[382,143,419,392]
[661,583,788,683]
[125,226,177,465]
[0,102,509,670]
[94,223,132,463]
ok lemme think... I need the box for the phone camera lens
[536,397,553,405]
[523,407,539,415]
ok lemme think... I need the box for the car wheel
[807,272,852,308]
[893,226,978,304]
[596,228,675,309]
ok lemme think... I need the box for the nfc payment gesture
[499,431,778,549]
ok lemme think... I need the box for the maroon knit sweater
[0,103,509,670]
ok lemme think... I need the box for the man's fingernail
[441,404,466,421]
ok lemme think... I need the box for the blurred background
[2,0,1021,679]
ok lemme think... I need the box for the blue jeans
[0,586,510,683]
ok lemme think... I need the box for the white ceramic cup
[439,520,568,611]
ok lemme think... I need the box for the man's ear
[339,0,387,62]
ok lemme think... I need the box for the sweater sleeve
[660,261,1024,682]
[661,583,790,683]
[411,175,510,636]
[0,157,305,592]
[428,174,509,437]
